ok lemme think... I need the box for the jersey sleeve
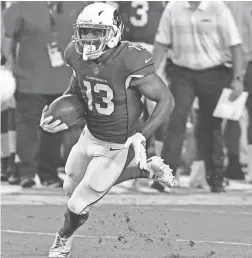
[63,41,81,94]
[122,43,155,88]
[64,41,75,67]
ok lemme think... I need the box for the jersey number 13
[82,80,114,115]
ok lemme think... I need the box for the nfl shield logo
[92,67,99,74]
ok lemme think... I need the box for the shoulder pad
[114,42,155,77]
[64,41,80,67]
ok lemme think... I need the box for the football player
[40,3,175,258]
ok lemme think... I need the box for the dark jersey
[64,41,155,144]
[118,1,167,44]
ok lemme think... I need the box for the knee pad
[88,162,120,193]
[89,175,112,193]
[63,176,75,197]
[67,196,91,215]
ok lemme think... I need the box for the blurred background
[1,0,252,194]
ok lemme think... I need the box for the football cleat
[146,156,175,188]
[48,232,73,258]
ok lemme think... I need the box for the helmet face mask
[72,3,124,60]
[73,24,113,60]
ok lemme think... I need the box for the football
[45,94,86,126]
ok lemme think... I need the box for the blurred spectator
[1,1,19,184]
[225,1,252,182]
[2,1,88,188]
[153,1,244,193]
[1,63,18,184]
[118,1,166,52]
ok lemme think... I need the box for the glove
[40,105,68,133]
[124,132,147,169]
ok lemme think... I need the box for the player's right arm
[63,42,81,95]
[63,70,79,95]
[40,42,79,133]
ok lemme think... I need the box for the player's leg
[67,152,128,210]
[49,130,92,258]
[49,129,129,258]
[114,145,175,187]
[114,145,150,182]
[53,147,130,242]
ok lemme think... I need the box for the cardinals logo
[92,66,99,75]
[113,10,121,26]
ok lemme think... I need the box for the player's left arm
[131,73,175,139]
[123,44,174,168]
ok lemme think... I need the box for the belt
[166,59,228,73]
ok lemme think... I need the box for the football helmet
[73,3,124,60]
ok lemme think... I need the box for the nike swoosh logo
[110,147,121,151]
[145,58,152,63]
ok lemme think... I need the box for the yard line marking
[2,229,252,247]
[167,208,252,215]
[124,206,252,215]
[176,239,252,247]
[0,229,116,239]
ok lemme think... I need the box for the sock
[58,208,89,238]
[114,166,150,185]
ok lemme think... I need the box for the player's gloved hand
[124,132,147,169]
[40,105,68,133]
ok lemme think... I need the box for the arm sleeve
[124,46,155,88]
[64,74,81,95]
[155,4,172,46]
[218,5,242,47]
[63,42,81,95]
[64,42,73,67]
[3,3,23,38]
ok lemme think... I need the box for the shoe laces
[61,238,68,247]
[52,235,69,249]
[52,235,62,249]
